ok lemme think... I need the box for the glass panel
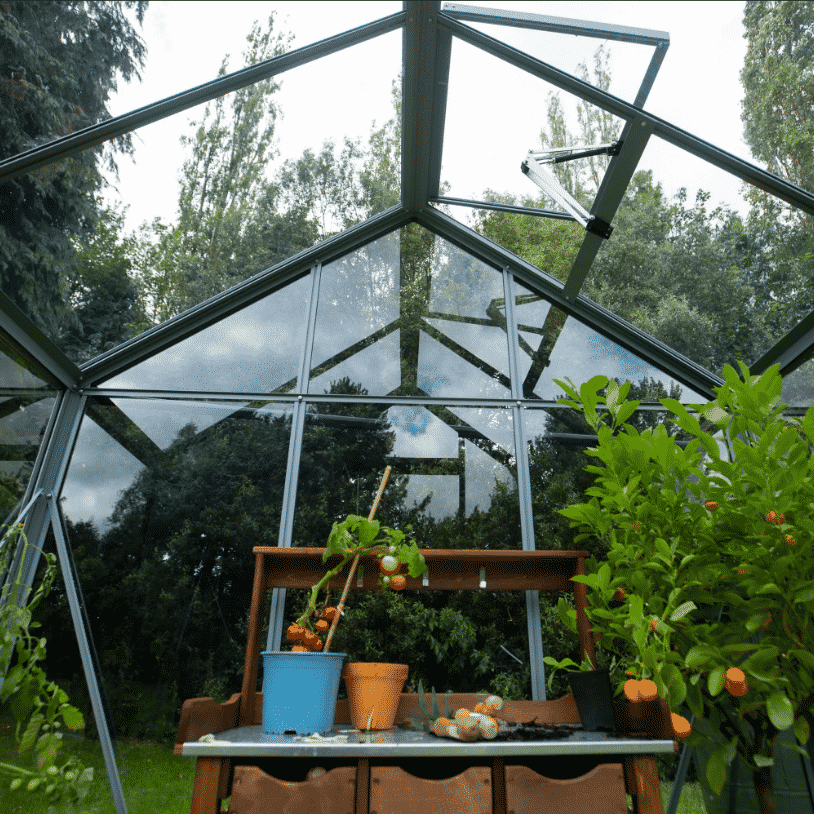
[289,400,525,695]
[108,3,402,118]
[0,335,59,518]
[292,401,519,545]
[101,272,311,392]
[442,36,625,211]
[0,394,57,521]
[310,233,400,396]
[450,13,657,105]
[58,398,292,764]
[781,359,814,409]
[468,208,584,285]
[589,134,814,376]
[513,278,701,402]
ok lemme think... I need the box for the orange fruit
[704,501,718,511]
[613,587,627,602]
[286,624,305,642]
[291,645,309,652]
[390,574,406,591]
[650,617,658,631]
[671,713,691,738]
[623,679,641,703]
[302,631,320,649]
[726,667,747,697]
[638,679,657,701]
[785,534,797,547]
[315,619,329,633]
[321,606,338,620]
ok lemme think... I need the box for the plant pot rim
[343,662,409,678]
[262,650,347,658]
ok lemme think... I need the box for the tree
[134,14,289,323]
[539,45,621,205]
[741,1,814,196]
[740,1,814,341]
[0,1,147,339]
[59,205,147,362]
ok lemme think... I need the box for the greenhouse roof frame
[0,0,813,395]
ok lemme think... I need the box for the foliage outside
[555,364,813,814]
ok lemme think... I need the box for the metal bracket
[586,216,613,239]
[521,145,617,240]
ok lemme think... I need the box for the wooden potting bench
[175,547,676,814]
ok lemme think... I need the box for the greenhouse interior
[0,1,813,812]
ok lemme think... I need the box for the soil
[494,719,633,740]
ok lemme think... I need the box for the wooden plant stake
[323,466,391,653]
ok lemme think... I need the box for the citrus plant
[554,364,813,814]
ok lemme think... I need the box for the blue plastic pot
[260,651,346,734]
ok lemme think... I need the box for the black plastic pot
[568,668,615,731]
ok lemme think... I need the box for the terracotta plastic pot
[342,662,408,730]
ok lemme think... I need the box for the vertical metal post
[48,495,129,814]
[268,263,322,651]
[503,269,546,700]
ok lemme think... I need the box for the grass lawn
[0,715,708,813]
[0,715,197,814]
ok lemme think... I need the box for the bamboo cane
[323,466,391,653]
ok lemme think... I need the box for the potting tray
[181,724,676,759]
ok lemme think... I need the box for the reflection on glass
[310,232,400,396]
[59,398,292,748]
[422,238,511,397]
[0,332,59,519]
[102,273,311,392]
[513,278,698,401]
[293,401,519,545]
[0,395,56,521]
[290,400,525,695]
[0,334,58,389]
[781,359,814,408]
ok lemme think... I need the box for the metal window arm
[521,144,618,239]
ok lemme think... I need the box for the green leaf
[685,645,715,669]
[416,679,429,718]
[614,401,639,428]
[753,754,773,768]
[766,691,794,730]
[793,716,810,745]
[430,686,440,719]
[670,601,697,621]
[59,704,84,731]
[793,585,814,604]
[18,712,44,753]
[708,665,726,697]
[706,750,728,796]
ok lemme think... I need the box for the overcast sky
[103,1,752,231]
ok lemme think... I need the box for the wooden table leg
[355,758,370,814]
[625,755,665,814]
[491,757,507,814]
[191,757,227,814]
